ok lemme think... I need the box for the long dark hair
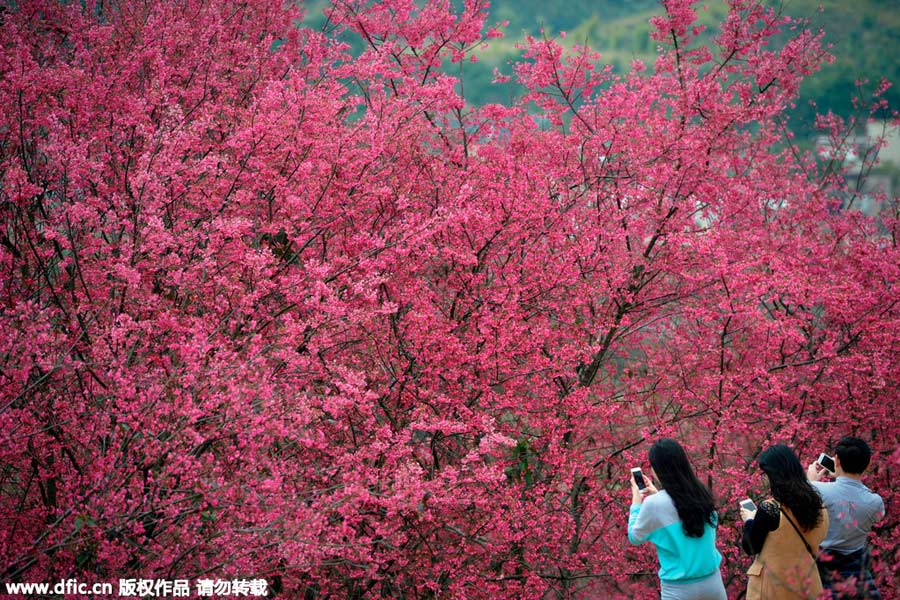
[758,444,823,531]
[648,438,717,538]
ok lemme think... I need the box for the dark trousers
[816,548,881,600]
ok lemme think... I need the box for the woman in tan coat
[740,445,829,600]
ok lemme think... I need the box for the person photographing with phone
[627,439,727,600]
[807,437,885,598]
[740,444,829,599]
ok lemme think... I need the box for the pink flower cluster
[1,0,897,597]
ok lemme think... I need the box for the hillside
[469,0,900,137]
[302,0,899,139]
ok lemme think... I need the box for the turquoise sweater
[628,490,722,583]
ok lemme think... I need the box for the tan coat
[746,504,829,600]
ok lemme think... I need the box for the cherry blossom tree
[1,0,897,597]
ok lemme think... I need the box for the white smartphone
[631,467,647,490]
[817,453,836,473]
[740,498,756,512]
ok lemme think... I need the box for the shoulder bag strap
[779,506,817,559]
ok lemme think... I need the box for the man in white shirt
[808,436,885,599]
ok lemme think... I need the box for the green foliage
[786,0,900,136]
[299,1,896,138]
[506,439,542,489]
[464,0,899,137]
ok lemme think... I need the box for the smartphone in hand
[817,453,836,474]
[740,498,756,512]
[631,467,647,491]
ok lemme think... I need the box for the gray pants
[660,572,727,600]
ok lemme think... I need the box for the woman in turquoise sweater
[628,439,727,600]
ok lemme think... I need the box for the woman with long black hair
[628,438,727,600]
[741,444,830,600]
